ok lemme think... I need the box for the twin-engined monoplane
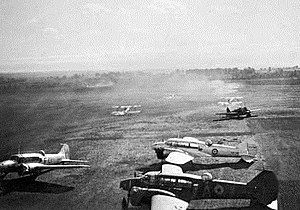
[120,164,278,210]
[0,144,89,179]
[111,105,142,116]
[152,137,258,164]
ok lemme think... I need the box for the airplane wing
[127,110,141,114]
[165,151,194,165]
[120,105,132,108]
[151,195,189,210]
[23,163,90,171]
[161,164,184,175]
[250,109,261,112]
[61,159,89,164]
[215,112,229,115]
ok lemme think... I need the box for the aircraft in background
[111,105,142,116]
[215,97,259,121]
[120,164,278,210]
[214,107,260,121]
[0,144,89,179]
[152,137,258,164]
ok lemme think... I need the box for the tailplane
[247,170,278,206]
[59,144,70,159]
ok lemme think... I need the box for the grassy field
[0,76,299,209]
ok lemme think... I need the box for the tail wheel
[212,149,218,156]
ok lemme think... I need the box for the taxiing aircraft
[111,105,141,116]
[120,164,278,210]
[152,137,258,164]
[0,144,89,179]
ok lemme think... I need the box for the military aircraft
[215,97,259,121]
[120,164,278,210]
[0,144,89,179]
[111,105,142,116]
[214,106,259,121]
[152,137,258,164]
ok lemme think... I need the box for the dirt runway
[0,77,299,209]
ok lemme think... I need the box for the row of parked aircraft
[118,97,277,209]
[0,97,271,209]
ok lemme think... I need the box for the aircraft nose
[0,160,17,169]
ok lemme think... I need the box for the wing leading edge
[151,195,189,210]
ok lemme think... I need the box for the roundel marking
[214,184,224,195]
[212,148,218,156]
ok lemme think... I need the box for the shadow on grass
[136,159,253,174]
[0,175,74,196]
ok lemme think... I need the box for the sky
[0,0,299,71]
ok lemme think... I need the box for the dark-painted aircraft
[153,137,258,164]
[120,164,278,210]
[215,97,259,121]
[214,106,259,121]
[0,144,89,179]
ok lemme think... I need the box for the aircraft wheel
[212,149,218,156]
[122,197,129,210]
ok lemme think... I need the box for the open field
[0,76,299,209]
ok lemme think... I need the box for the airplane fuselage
[153,138,242,159]
[120,171,277,207]
[10,153,65,165]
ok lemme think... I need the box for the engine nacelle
[18,163,30,176]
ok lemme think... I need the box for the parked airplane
[215,97,259,121]
[111,105,141,116]
[120,164,278,210]
[152,137,258,164]
[0,144,89,179]
[214,106,259,121]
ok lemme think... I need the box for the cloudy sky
[0,0,299,70]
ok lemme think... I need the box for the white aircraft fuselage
[152,137,257,163]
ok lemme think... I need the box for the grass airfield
[0,76,299,209]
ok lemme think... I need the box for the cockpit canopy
[10,155,43,163]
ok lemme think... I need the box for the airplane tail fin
[247,170,278,206]
[59,144,70,159]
